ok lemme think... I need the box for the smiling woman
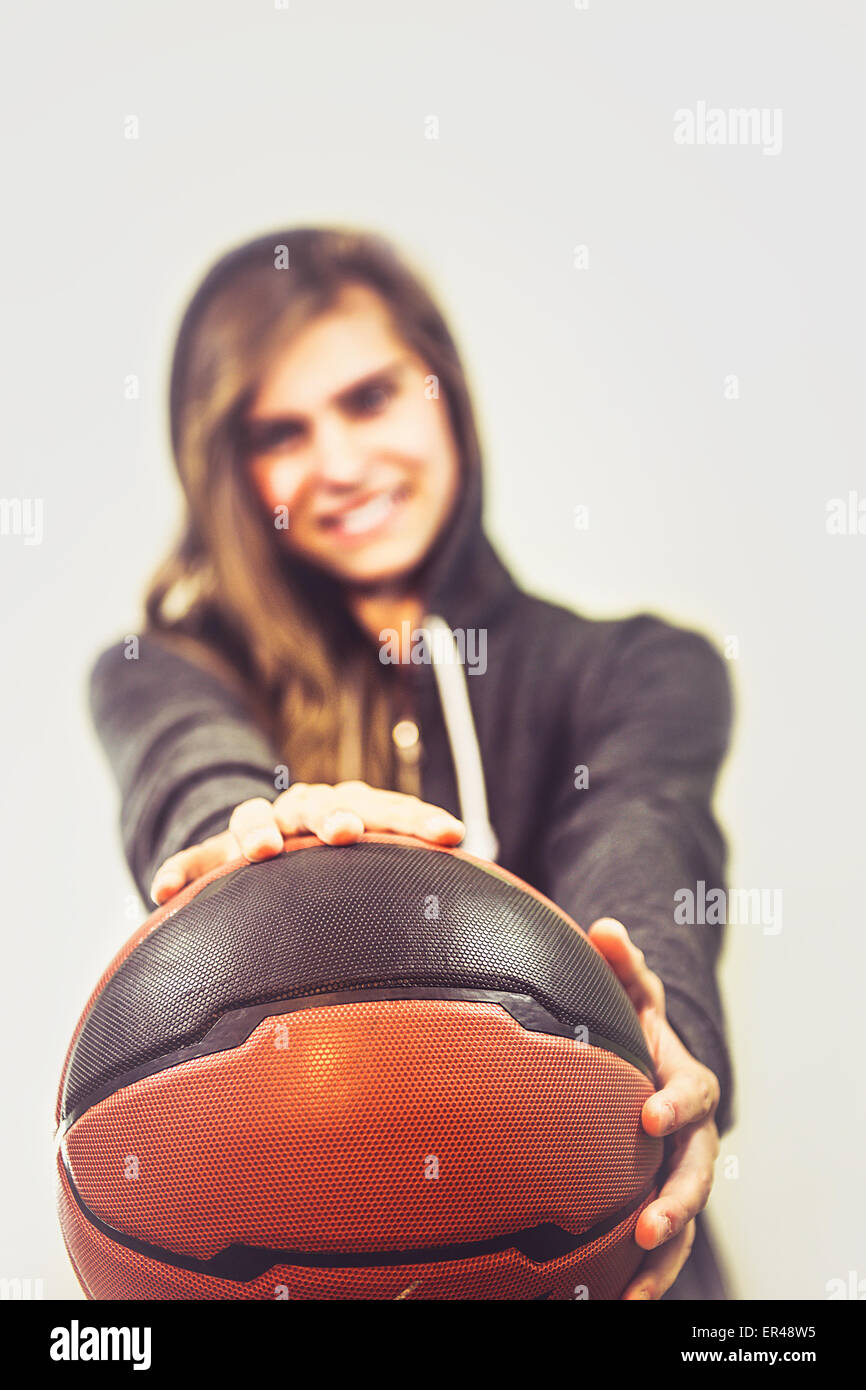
[87,224,736,1302]
[147,229,480,792]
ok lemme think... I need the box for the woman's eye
[243,380,396,453]
[355,381,395,415]
[245,422,300,453]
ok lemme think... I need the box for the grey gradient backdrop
[1,0,864,1300]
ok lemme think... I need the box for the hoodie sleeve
[89,635,280,906]
[539,614,735,1134]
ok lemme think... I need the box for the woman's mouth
[317,484,411,543]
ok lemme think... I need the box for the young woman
[91,226,734,1300]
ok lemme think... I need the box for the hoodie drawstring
[421,614,499,863]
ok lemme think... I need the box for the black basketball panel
[62,842,650,1119]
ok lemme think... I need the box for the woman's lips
[316,484,410,543]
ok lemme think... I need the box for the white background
[1,0,864,1300]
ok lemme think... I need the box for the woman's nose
[313,418,367,487]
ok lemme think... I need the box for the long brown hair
[144,226,483,788]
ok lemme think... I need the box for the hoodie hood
[412,439,517,631]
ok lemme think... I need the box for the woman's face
[241,284,461,586]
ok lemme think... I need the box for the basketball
[56,833,663,1300]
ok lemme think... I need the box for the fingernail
[656,1100,676,1132]
[321,812,366,842]
[424,815,463,839]
[242,832,280,858]
[150,871,177,899]
[655,1214,672,1247]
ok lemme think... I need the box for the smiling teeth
[339,491,396,535]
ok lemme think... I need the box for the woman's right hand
[149,781,465,905]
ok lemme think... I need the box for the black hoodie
[89,425,735,1300]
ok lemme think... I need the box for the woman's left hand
[587,917,722,1301]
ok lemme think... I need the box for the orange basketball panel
[57,1154,654,1301]
[63,1000,659,1260]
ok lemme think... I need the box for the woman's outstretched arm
[539,613,735,1133]
[89,634,282,906]
[538,615,735,1298]
[90,634,466,906]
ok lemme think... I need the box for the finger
[150,833,232,904]
[151,852,194,905]
[277,782,464,846]
[636,1123,719,1248]
[278,784,367,845]
[273,784,368,845]
[622,1220,696,1300]
[228,797,284,859]
[272,784,318,838]
[316,807,366,845]
[343,787,464,843]
[588,918,665,1013]
[643,1060,720,1136]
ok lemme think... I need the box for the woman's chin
[287,536,425,589]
